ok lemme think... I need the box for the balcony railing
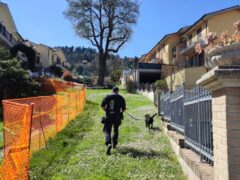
[180,37,207,55]
[138,63,162,70]
[176,57,205,71]
[187,36,207,47]
[176,42,187,54]
[0,23,18,46]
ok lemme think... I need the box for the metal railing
[138,63,162,69]
[138,83,155,92]
[159,85,213,164]
[0,23,18,46]
[184,86,213,164]
[170,86,185,133]
[160,91,171,121]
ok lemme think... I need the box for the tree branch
[108,34,129,53]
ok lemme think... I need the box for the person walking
[101,87,126,155]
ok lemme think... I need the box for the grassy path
[30,89,185,180]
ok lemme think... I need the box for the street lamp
[82,60,87,84]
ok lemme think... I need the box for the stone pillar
[197,66,240,180]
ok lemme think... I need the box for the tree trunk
[97,54,107,86]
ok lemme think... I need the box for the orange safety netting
[0,80,86,180]
[36,78,84,93]
[0,101,33,180]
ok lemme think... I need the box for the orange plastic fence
[37,78,84,93]
[0,101,33,180]
[0,81,86,180]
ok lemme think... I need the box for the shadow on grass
[150,127,162,132]
[117,146,174,160]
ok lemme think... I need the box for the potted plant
[233,20,240,41]
[205,20,240,68]
[155,80,167,91]
[206,32,218,48]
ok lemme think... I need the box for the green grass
[29,89,185,180]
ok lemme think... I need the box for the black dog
[145,113,157,130]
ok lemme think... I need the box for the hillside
[57,46,136,77]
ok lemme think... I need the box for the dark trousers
[104,117,120,146]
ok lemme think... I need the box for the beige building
[0,2,22,48]
[141,5,240,90]
[24,40,69,75]
[53,48,68,67]
[0,2,70,77]
[138,27,189,88]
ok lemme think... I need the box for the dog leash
[125,112,143,121]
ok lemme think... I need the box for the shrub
[110,70,122,82]
[62,71,73,82]
[0,48,40,101]
[10,43,36,71]
[84,77,94,85]
[49,64,64,78]
[63,75,73,82]
[155,80,167,90]
[126,80,137,94]
[104,79,116,89]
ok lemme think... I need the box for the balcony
[176,55,205,71]
[180,36,207,56]
[138,63,162,70]
[165,66,208,90]
[0,23,18,47]
[176,42,187,53]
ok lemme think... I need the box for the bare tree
[65,0,139,85]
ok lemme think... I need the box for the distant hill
[56,46,97,65]
[57,46,137,76]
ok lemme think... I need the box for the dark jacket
[101,93,126,118]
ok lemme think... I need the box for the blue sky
[3,0,240,58]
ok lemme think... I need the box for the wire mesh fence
[0,79,86,179]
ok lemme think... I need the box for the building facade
[24,40,70,76]
[139,5,240,91]
[0,2,22,48]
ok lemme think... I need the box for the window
[172,47,176,59]
[188,34,192,40]
[57,58,60,64]
[199,52,205,66]
[197,28,202,35]
[36,56,40,64]
[188,34,192,44]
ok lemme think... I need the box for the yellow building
[170,5,240,90]
[138,27,188,87]
[24,40,69,74]
[141,5,240,90]
[53,49,68,67]
[0,2,22,48]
